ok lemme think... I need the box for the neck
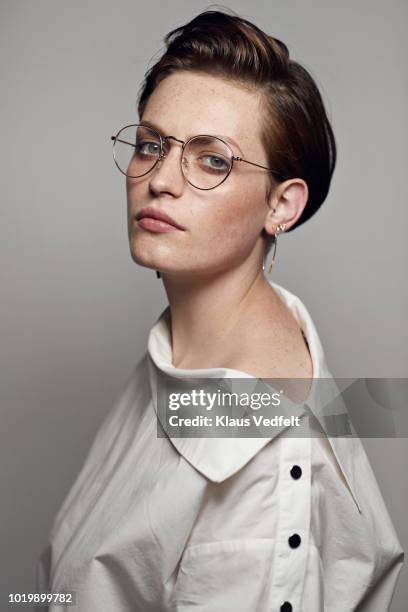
[161,261,279,369]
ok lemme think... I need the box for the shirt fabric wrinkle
[36,280,404,612]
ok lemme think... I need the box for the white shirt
[37,281,404,611]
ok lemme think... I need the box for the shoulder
[235,287,312,371]
[225,289,313,400]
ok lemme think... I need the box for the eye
[135,141,161,157]
[200,154,229,172]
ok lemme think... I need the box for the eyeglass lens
[113,125,233,189]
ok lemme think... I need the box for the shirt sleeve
[351,437,404,611]
[311,433,404,612]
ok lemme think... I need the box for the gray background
[1,0,407,610]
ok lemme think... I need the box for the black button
[288,533,301,548]
[290,464,302,479]
[280,602,293,612]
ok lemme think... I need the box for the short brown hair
[137,10,336,232]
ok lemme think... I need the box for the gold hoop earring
[263,223,286,275]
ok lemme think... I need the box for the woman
[37,10,404,611]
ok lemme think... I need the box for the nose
[148,142,185,197]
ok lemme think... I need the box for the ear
[264,178,309,236]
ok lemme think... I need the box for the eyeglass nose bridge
[158,135,186,162]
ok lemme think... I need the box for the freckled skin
[126,71,273,277]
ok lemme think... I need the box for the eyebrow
[140,119,244,155]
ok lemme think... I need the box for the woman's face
[127,71,274,277]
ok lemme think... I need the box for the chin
[129,248,156,269]
[128,244,167,272]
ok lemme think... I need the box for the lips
[135,207,185,230]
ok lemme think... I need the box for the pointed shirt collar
[145,281,362,512]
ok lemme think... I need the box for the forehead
[141,71,263,152]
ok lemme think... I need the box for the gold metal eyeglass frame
[111,123,288,190]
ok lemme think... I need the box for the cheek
[195,183,266,253]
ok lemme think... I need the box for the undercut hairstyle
[137,9,337,233]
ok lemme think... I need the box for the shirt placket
[268,434,312,612]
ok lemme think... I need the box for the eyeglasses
[111,123,287,191]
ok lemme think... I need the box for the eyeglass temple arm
[233,156,286,179]
[111,136,137,147]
